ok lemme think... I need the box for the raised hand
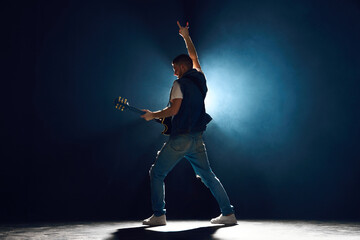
[177,21,189,38]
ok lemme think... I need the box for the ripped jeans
[149,132,234,216]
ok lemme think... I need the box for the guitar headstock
[114,96,129,111]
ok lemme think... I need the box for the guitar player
[140,21,237,225]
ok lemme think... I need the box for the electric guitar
[114,96,172,136]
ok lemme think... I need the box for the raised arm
[177,21,201,71]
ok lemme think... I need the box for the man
[141,21,236,226]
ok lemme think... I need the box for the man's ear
[180,64,187,72]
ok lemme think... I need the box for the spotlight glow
[203,54,262,135]
[201,38,297,144]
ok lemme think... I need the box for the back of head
[172,54,193,69]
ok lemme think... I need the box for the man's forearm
[152,107,176,119]
[183,35,198,60]
[142,98,182,121]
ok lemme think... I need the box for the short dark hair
[172,54,193,69]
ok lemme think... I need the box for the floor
[0,220,359,240]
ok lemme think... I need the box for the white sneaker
[211,213,237,225]
[142,214,167,226]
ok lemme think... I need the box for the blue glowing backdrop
[2,0,359,222]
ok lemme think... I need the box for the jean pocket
[169,135,191,152]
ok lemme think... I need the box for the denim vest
[170,69,212,136]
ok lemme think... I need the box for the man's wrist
[152,111,161,120]
[149,112,156,120]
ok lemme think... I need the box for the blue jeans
[149,132,234,217]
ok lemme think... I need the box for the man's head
[172,54,193,78]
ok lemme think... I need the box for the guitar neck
[126,104,144,115]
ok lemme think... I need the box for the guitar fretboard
[125,104,144,115]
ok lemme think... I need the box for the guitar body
[154,117,172,136]
[114,96,172,136]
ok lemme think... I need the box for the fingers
[177,21,189,29]
[140,112,152,121]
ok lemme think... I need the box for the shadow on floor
[106,224,233,240]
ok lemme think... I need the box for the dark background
[2,0,359,222]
